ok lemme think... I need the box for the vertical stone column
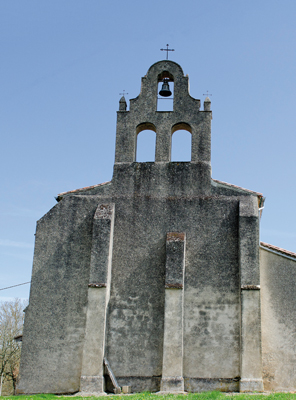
[160,232,185,392]
[239,197,263,392]
[80,204,115,394]
[155,122,171,162]
[191,114,211,164]
[115,112,135,163]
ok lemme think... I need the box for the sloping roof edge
[212,179,263,197]
[56,181,111,202]
[260,241,296,260]
[212,179,264,209]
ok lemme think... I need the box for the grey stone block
[122,386,131,394]
[160,377,184,392]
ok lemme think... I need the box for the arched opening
[136,123,156,162]
[171,123,192,161]
[157,71,174,112]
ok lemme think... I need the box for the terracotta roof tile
[260,242,296,259]
[57,181,111,198]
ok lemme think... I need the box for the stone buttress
[80,204,115,394]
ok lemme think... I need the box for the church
[17,60,296,394]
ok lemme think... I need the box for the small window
[171,129,191,161]
[136,125,156,162]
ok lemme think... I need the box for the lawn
[1,392,296,400]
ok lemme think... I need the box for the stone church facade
[17,60,296,394]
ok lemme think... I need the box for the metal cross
[160,44,175,60]
[203,90,212,97]
[119,90,128,97]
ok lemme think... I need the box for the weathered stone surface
[17,196,98,393]
[161,290,184,391]
[89,204,114,286]
[240,290,263,392]
[239,196,260,286]
[165,232,185,287]
[81,288,107,378]
[160,376,184,392]
[260,247,296,391]
[239,196,263,392]
[185,377,239,392]
[114,376,161,393]
[79,375,105,395]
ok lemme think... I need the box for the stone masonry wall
[260,247,296,391]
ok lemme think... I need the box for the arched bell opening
[171,123,192,162]
[157,71,174,112]
[136,123,157,162]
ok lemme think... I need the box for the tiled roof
[56,181,111,200]
[260,242,296,259]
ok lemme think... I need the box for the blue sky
[1,0,296,300]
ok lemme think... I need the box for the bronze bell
[159,79,172,97]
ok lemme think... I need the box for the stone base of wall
[79,375,105,395]
[106,376,241,393]
[184,377,240,392]
[240,378,263,392]
[160,376,184,392]
[106,376,161,393]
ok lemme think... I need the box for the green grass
[2,392,296,400]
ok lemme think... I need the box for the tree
[0,299,27,395]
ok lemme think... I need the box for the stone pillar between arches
[155,124,171,162]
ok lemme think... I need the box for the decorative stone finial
[119,96,127,111]
[204,96,211,111]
